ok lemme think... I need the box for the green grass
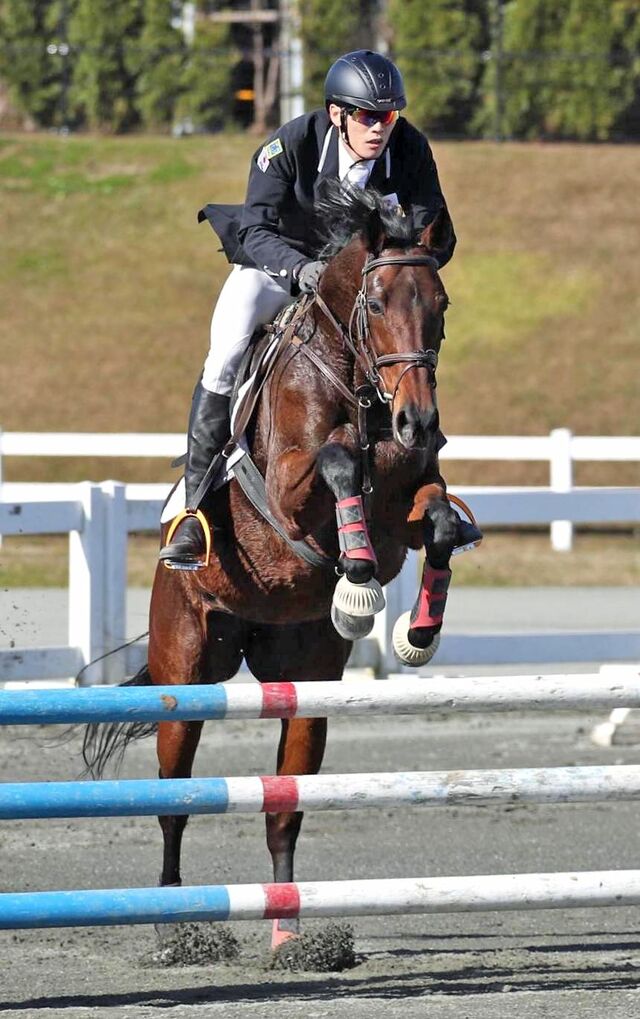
[445,252,595,358]
[0,136,199,195]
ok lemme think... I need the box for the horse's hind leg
[268,716,327,946]
[245,616,349,949]
[157,719,203,886]
[149,572,244,891]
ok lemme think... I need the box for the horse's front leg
[316,424,376,583]
[316,424,385,639]
[394,483,458,666]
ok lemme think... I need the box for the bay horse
[84,186,462,952]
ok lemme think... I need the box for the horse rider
[160,49,481,569]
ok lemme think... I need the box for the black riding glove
[296,260,325,294]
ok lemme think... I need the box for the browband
[362,254,439,275]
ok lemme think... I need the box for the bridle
[310,249,441,410]
[292,248,444,504]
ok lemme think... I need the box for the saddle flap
[228,298,311,451]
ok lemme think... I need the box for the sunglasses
[347,108,399,128]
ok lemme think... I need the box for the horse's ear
[418,206,453,259]
[363,209,386,257]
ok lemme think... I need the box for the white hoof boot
[331,603,375,640]
[332,575,385,617]
[392,611,441,666]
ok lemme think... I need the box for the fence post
[68,483,105,685]
[101,481,128,684]
[550,428,573,551]
[0,426,3,548]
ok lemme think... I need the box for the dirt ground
[2,706,640,1018]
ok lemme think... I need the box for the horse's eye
[367,298,384,316]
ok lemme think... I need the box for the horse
[83,185,463,955]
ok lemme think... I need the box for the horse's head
[318,186,452,452]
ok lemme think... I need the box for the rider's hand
[296,260,325,294]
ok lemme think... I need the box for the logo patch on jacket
[257,138,284,172]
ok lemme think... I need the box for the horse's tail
[81,664,157,779]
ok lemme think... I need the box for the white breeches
[201,265,294,395]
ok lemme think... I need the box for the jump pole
[2,871,640,930]
[3,765,640,819]
[1,672,639,725]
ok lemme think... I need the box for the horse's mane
[315,180,415,258]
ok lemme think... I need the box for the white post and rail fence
[0,431,638,685]
[1,427,638,550]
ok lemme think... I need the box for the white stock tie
[345,161,371,189]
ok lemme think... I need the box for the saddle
[162,295,333,569]
[227,296,311,457]
[224,297,334,568]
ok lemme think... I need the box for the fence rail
[1,428,639,683]
[2,670,640,933]
[1,479,639,683]
[3,765,640,820]
[1,480,639,683]
[2,428,639,550]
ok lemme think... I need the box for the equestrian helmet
[324,50,407,112]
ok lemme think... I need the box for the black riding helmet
[324,50,407,112]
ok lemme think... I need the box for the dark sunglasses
[347,108,399,128]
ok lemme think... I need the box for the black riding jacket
[200,109,455,295]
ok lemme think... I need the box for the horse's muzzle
[394,404,440,450]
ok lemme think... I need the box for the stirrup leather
[162,508,212,568]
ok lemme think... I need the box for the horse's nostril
[395,404,439,449]
[396,410,409,434]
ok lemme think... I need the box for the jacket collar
[316,125,339,179]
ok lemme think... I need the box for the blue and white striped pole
[2,674,640,725]
[2,871,640,930]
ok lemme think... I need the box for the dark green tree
[68,0,144,132]
[387,0,485,135]
[479,0,640,140]
[0,0,73,128]
[134,0,186,129]
[299,0,365,111]
[610,0,640,137]
[175,13,233,132]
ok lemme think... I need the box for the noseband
[313,250,441,408]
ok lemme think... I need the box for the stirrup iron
[161,508,211,571]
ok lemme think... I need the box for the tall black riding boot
[159,384,231,569]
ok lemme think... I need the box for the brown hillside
[0,133,638,488]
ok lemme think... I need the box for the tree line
[1,0,639,140]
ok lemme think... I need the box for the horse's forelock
[316,180,414,258]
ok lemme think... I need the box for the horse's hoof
[271,919,299,951]
[269,922,357,972]
[141,922,240,967]
[392,611,441,666]
[331,603,374,640]
[332,575,385,617]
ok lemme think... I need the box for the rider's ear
[418,207,453,258]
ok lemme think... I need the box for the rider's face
[328,103,398,161]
